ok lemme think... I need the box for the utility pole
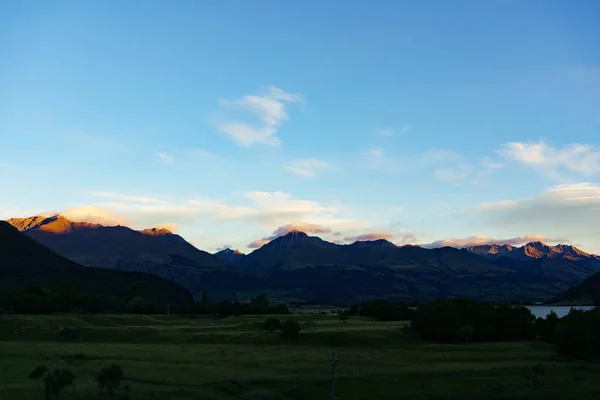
[329,351,336,400]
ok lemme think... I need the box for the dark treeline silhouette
[407,298,600,360]
[183,293,290,316]
[0,286,289,316]
[349,299,414,321]
[411,298,537,342]
[554,307,600,359]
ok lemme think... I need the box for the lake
[527,305,595,318]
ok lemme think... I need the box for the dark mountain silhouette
[0,221,192,304]
[550,269,600,305]
[7,215,266,300]
[348,239,398,248]
[7,216,600,304]
[215,248,246,264]
[237,232,599,304]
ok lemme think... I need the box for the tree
[263,318,281,332]
[29,365,47,390]
[97,364,125,398]
[250,294,270,314]
[280,320,301,342]
[338,311,348,323]
[41,368,76,399]
[554,308,600,360]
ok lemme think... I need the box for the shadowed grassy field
[1,314,600,399]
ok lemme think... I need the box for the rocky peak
[139,227,174,236]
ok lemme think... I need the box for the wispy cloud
[434,164,470,185]
[185,148,218,160]
[422,234,569,249]
[83,190,362,233]
[497,140,600,181]
[343,232,393,243]
[91,192,162,204]
[399,124,413,133]
[214,86,303,147]
[61,206,131,226]
[396,233,419,246]
[366,147,384,158]
[155,152,175,165]
[456,182,600,252]
[378,124,412,137]
[286,158,328,177]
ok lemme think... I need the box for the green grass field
[1,314,599,400]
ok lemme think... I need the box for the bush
[97,364,125,398]
[29,365,47,390]
[36,367,76,399]
[280,320,301,342]
[263,318,281,332]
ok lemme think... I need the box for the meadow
[1,314,599,400]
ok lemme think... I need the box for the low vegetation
[1,298,600,399]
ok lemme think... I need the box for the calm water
[526,305,595,319]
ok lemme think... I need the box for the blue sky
[1,1,599,253]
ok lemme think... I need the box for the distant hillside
[466,242,600,284]
[7,216,600,305]
[550,270,600,306]
[238,232,585,304]
[215,248,246,264]
[0,221,192,304]
[466,242,598,262]
[7,215,266,300]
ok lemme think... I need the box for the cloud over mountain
[343,232,393,243]
[248,222,331,248]
[423,234,568,249]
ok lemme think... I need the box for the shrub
[29,365,47,390]
[263,318,281,332]
[97,364,125,398]
[280,320,301,342]
[38,367,76,399]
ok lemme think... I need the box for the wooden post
[329,351,336,400]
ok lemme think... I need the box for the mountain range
[6,215,267,300]
[5,215,600,305]
[0,221,192,304]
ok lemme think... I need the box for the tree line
[350,298,600,360]
[408,298,600,360]
[0,285,290,316]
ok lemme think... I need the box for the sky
[1,1,599,254]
